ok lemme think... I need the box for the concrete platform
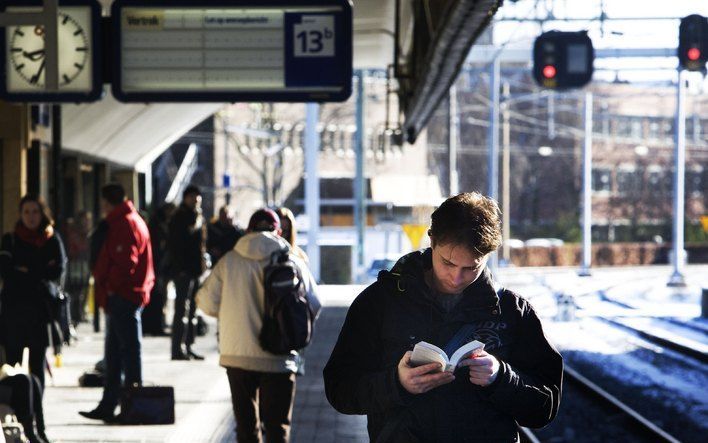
[42,286,367,443]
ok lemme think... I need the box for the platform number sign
[284,10,349,94]
[294,15,335,57]
[111,0,352,102]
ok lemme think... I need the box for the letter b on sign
[294,15,335,57]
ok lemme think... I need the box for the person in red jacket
[80,183,154,423]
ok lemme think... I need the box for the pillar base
[667,271,687,288]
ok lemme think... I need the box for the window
[648,119,661,140]
[616,168,641,196]
[687,167,704,196]
[648,167,671,195]
[615,117,631,138]
[592,168,611,192]
[631,119,642,139]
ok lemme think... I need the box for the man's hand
[397,351,455,394]
[459,350,500,386]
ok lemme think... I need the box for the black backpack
[259,250,314,355]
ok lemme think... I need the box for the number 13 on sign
[294,15,335,57]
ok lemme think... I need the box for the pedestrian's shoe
[20,418,47,443]
[171,352,190,361]
[187,349,205,361]
[78,408,117,423]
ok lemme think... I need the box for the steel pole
[354,71,366,278]
[579,92,593,276]
[487,57,500,272]
[305,103,321,281]
[501,82,511,265]
[449,84,459,196]
[668,70,687,287]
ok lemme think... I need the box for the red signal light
[687,47,701,61]
[542,65,557,79]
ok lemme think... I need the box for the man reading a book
[323,192,563,442]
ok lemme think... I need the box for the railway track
[519,365,681,443]
[599,316,708,363]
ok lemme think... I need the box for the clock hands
[30,59,46,84]
[23,49,45,62]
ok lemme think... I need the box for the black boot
[186,348,204,361]
[34,411,51,443]
[20,417,47,443]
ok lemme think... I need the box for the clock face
[5,7,93,92]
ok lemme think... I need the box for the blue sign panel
[112,0,352,103]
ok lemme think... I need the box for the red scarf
[15,223,53,248]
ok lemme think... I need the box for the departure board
[112,0,352,102]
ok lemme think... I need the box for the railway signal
[678,14,708,72]
[533,30,594,89]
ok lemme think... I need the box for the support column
[579,92,593,277]
[0,102,29,233]
[51,104,62,224]
[501,82,511,265]
[668,69,687,287]
[487,58,500,272]
[305,103,321,281]
[354,70,367,278]
[449,84,459,196]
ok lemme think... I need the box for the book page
[449,340,485,368]
[410,341,448,371]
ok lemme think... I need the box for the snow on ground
[546,318,708,430]
[615,316,708,352]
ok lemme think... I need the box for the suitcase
[120,386,175,425]
[78,371,104,387]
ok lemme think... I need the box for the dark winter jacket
[206,220,244,265]
[167,204,206,278]
[323,249,563,443]
[93,200,154,308]
[0,231,66,348]
[148,215,170,277]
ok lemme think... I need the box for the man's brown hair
[429,192,502,255]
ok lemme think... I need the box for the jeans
[226,367,296,443]
[171,274,198,355]
[99,295,143,412]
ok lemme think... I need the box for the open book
[409,340,485,373]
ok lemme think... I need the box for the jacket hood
[235,231,290,261]
[384,248,499,309]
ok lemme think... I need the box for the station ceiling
[62,0,498,167]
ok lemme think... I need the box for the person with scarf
[0,195,66,442]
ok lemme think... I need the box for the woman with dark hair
[0,195,66,442]
[275,207,309,264]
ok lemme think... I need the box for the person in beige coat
[196,208,319,443]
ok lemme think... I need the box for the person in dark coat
[0,195,66,389]
[0,195,65,443]
[167,185,207,360]
[207,205,244,266]
[142,203,176,335]
[79,183,154,423]
[323,192,563,442]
